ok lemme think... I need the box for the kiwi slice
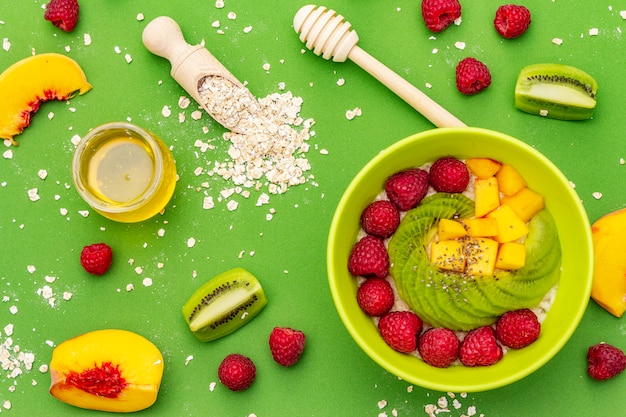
[182,267,267,342]
[514,63,598,120]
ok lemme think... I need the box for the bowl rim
[327,126,593,392]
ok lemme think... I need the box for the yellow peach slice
[591,208,626,317]
[49,329,163,413]
[0,53,92,145]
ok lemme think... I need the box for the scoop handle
[142,16,245,96]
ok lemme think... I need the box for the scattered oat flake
[346,107,362,120]
[243,26,253,33]
[125,53,133,64]
[142,277,153,287]
[48,111,54,120]
[263,63,271,71]
[227,200,239,211]
[187,237,196,248]
[126,284,135,292]
[134,266,143,274]
[337,78,345,86]
[137,13,145,21]
[203,196,215,209]
[185,355,194,365]
[378,400,387,409]
[62,292,73,301]
[9,305,18,314]
[552,38,563,45]
[592,191,603,199]
[228,12,237,20]
[162,105,172,117]
[78,210,90,217]
[209,381,217,391]
[4,324,14,336]
[589,28,599,36]
[178,96,191,109]
[2,38,10,51]
[114,45,121,54]
[27,265,36,274]
[454,41,466,50]
[37,169,48,179]
[3,149,13,159]
[621,10,626,19]
[83,33,92,45]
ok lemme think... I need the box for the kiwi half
[514,63,598,120]
[182,267,267,342]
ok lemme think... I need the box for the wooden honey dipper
[293,5,466,128]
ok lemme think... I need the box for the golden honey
[72,122,176,222]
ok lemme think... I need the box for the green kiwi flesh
[514,63,598,120]
[388,193,561,331]
[182,267,267,342]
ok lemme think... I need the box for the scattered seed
[83,33,92,46]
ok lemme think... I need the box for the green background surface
[0,0,624,416]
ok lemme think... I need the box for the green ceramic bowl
[327,127,593,392]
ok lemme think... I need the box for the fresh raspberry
[361,200,401,239]
[459,326,503,367]
[357,278,395,317]
[80,243,113,275]
[421,0,462,33]
[494,4,531,39]
[217,353,256,391]
[455,57,492,95]
[384,168,429,211]
[378,311,423,353]
[495,308,541,349]
[418,327,460,368]
[587,343,626,381]
[428,157,470,193]
[348,235,390,279]
[269,327,306,367]
[44,0,80,32]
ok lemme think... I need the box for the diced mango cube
[474,177,500,218]
[486,205,530,243]
[465,238,499,276]
[466,158,502,179]
[438,218,468,241]
[462,217,499,237]
[495,164,527,196]
[430,240,466,272]
[501,187,545,222]
[496,242,526,270]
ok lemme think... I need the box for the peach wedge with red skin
[591,208,626,317]
[49,329,164,413]
[0,53,92,145]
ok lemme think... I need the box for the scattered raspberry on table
[421,0,462,33]
[587,342,626,381]
[44,0,80,32]
[269,327,306,367]
[494,4,532,39]
[80,243,113,275]
[218,353,256,391]
[456,57,492,95]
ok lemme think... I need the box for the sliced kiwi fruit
[514,63,598,120]
[182,267,267,342]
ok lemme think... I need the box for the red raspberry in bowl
[418,327,460,368]
[269,327,306,367]
[421,0,462,33]
[384,168,429,211]
[459,326,503,367]
[80,243,113,275]
[496,308,541,349]
[494,4,531,39]
[348,235,390,278]
[361,200,400,239]
[357,278,395,317]
[378,311,423,353]
[217,353,256,391]
[429,156,470,193]
[44,0,80,32]
[587,343,626,381]
[456,57,492,95]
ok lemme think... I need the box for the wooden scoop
[142,16,257,132]
[293,5,466,128]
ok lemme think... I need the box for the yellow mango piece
[590,208,626,317]
[49,329,163,413]
[474,177,500,218]
[462,217,499,237]
[501,187,545,222]
[495,164,527,196]
[496,242,526,270]
[487,205,529,243]
[465,238,499,276]
[466,158,502,179]
[438,218,468,241]
[0,53,92,145]
[430,240,466,272]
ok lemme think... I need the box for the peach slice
[49,329,164,412]
[0,53,92,145]
[591,208,626,317]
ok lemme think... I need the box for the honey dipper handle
[348,46,467,128]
